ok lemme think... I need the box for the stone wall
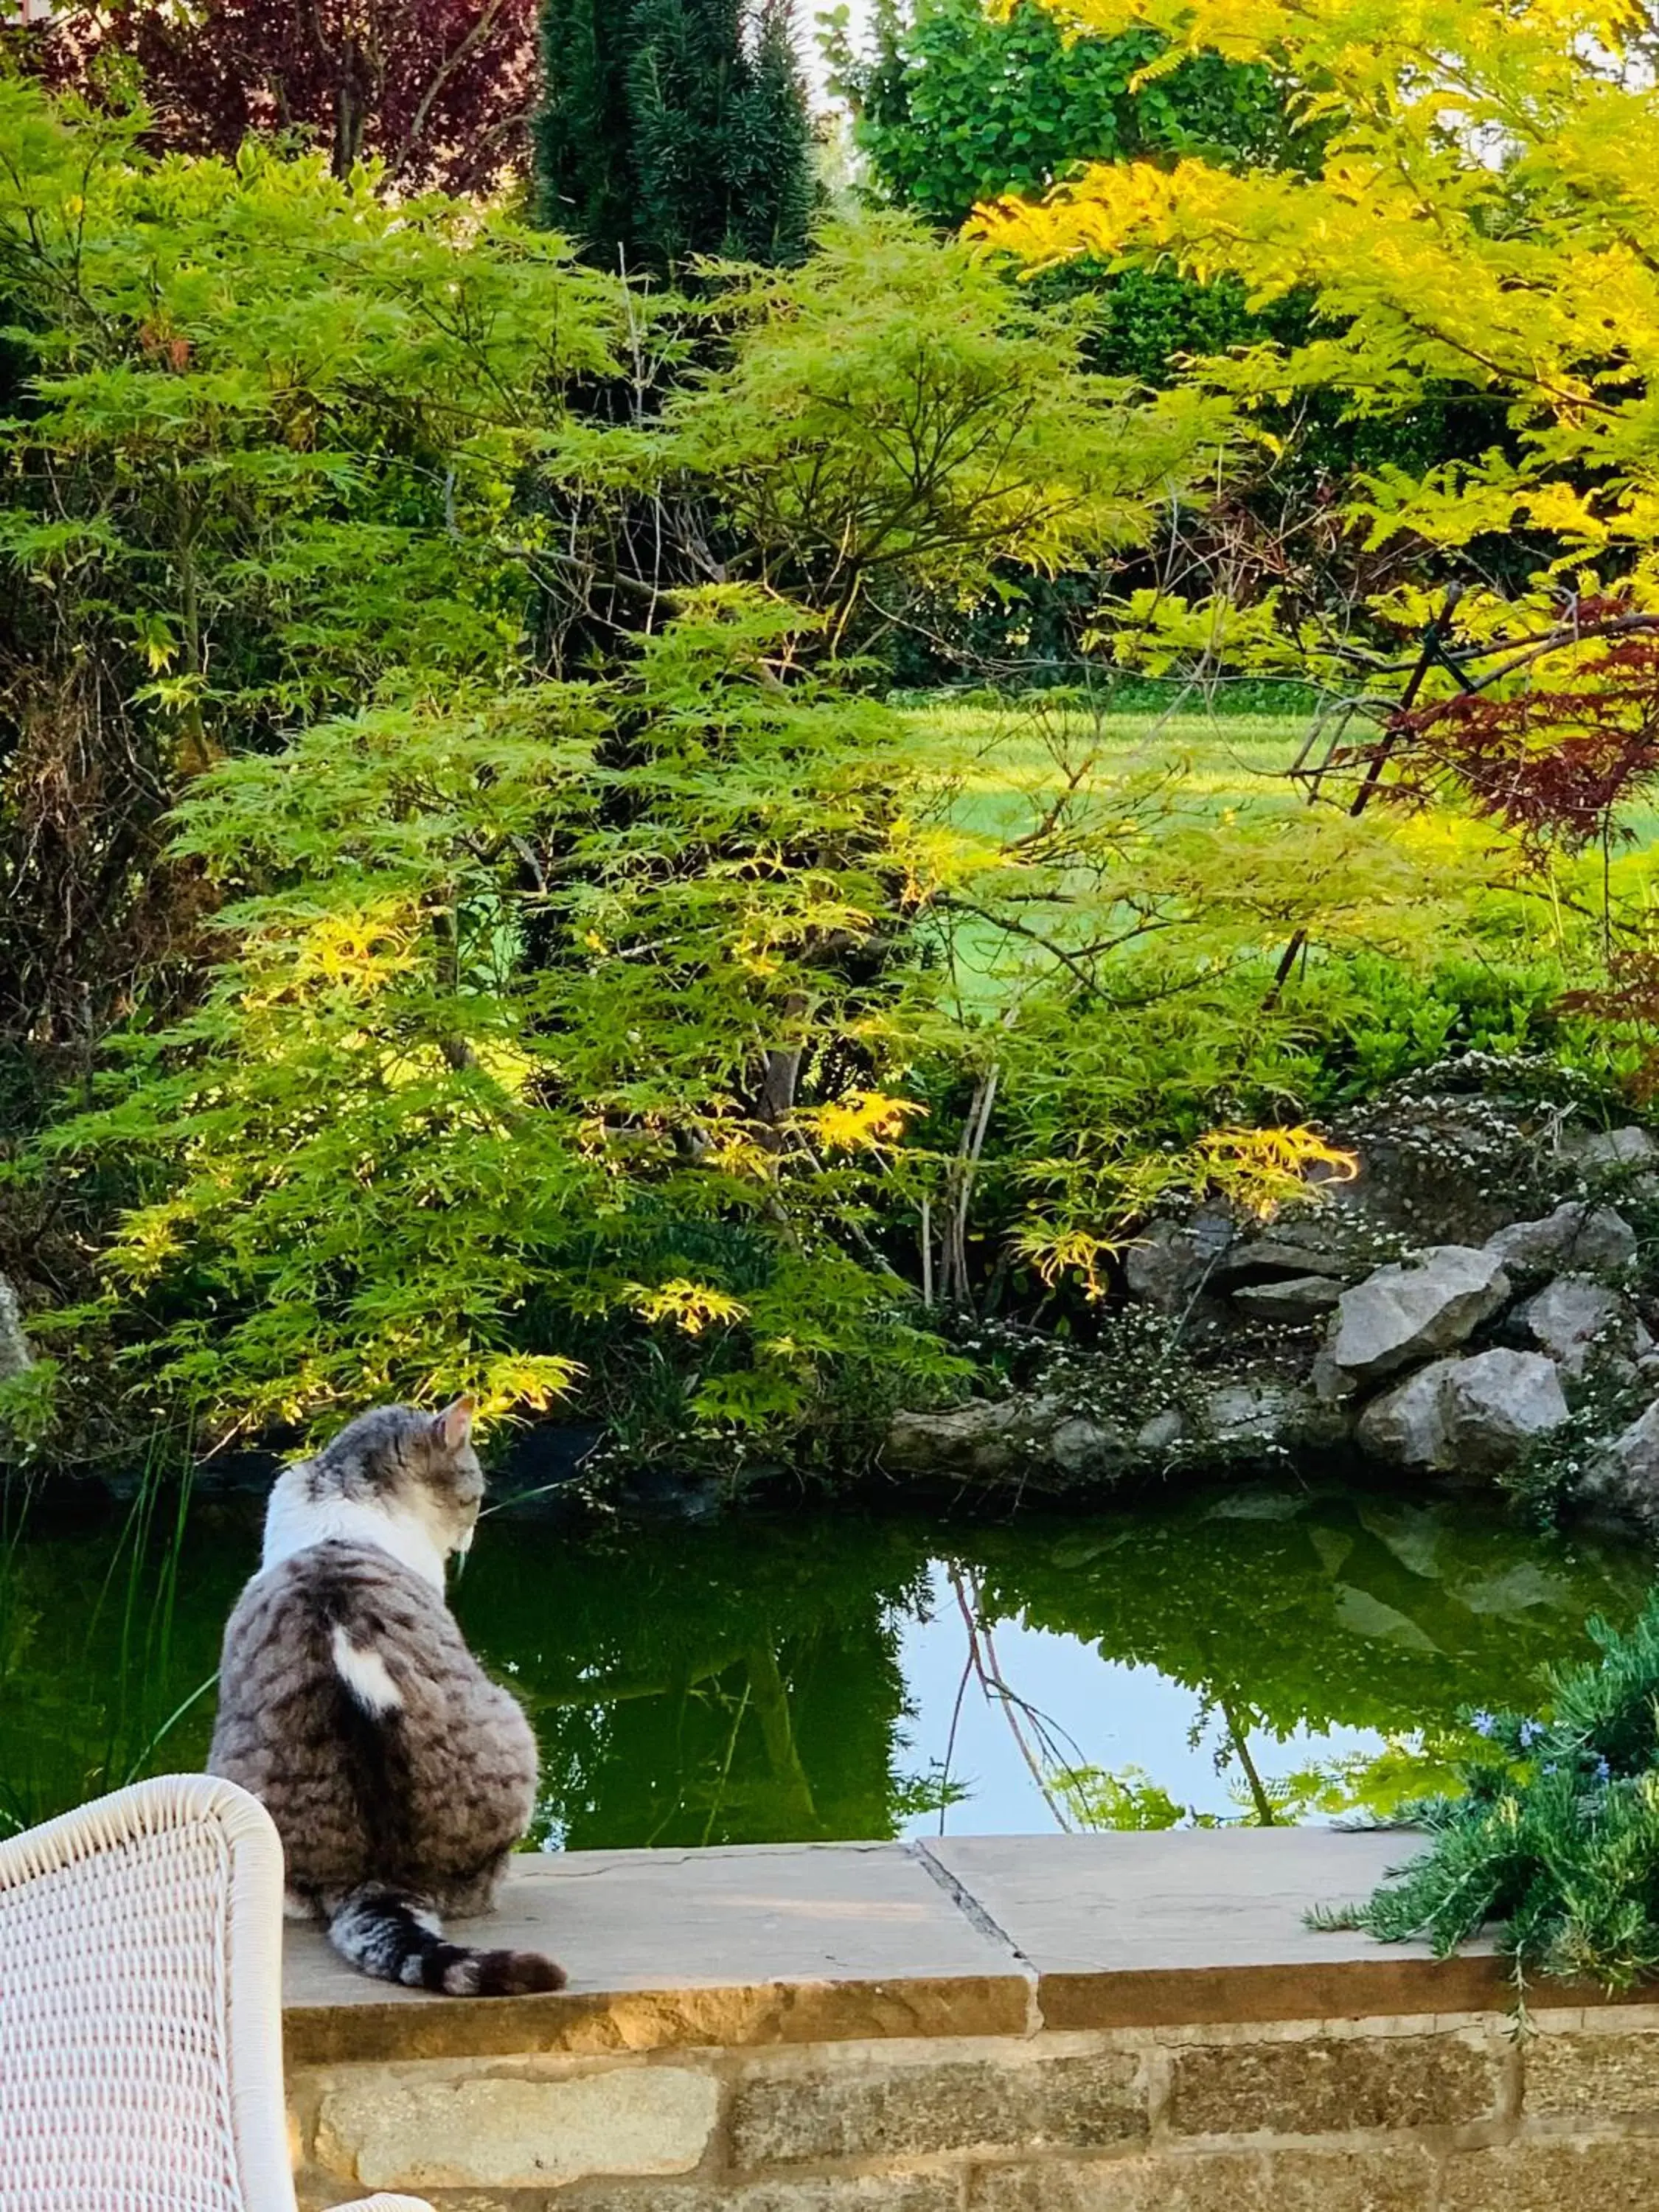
[280,1834,1659,2211]
[291,2006,1659,2210]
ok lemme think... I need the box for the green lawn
[891,700,1363,1018]
[888,695,1659,1037]
[897,696,1659,852]
[896,700,1327,841]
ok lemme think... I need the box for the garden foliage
[7,0,538,192]
[532,0,814,272]
[0,72,1396,1461]
[824,0,1310,230]
[0,81,622,1048]
[981,0,1659,656]
[981,0,1659,1068]
[1337,1592,1659,1992]
[822,0,1461,688]
[5,19,1650,1470]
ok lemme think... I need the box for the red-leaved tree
[18,0,538,193]
[1371,603,1659,1090]
[1391,616,1659,862]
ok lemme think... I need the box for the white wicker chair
[0,1773,432,2212]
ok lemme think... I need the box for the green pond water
[1,1475,1650,1846]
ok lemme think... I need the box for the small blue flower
[1542,1760,1559,1776]
[1595,1756,1613,1783]
[1470,1711,1499,1739]
[1517,1719,1545,1751]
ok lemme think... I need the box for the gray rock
[1217,1222,1361,1283]
[0,1276,29,1383]
[886,1400,1025,1479]
[1197,1380,1348,1453]
[1135,1408,1186,1455]
[1124,1211,1232,1308]
[1486,1201,1636,1277]
[886,1394,1133,1487]
[1520,1275,1650,1379]
[1440,1349,1571,1475]
[1565,1206,1639,1272]
[886,1368,1344,1489]
[1355,1359,1458,1468]
[1326,1245,1511,1383]
[1573,1125,1659,1171]
[1357,1349,1568,1473]
[1231,1273,1343,1322]
[1310,1341,1358,1405]
[1048,1415,1130,1480]
[1582,1400,1659,1531]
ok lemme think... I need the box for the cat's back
[209,1537,535,1846]
[218,1537,463,1697]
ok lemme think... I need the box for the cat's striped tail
[326,1886,567,1997]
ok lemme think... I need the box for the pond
[1,1472,1649,1846]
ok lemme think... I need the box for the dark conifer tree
[533,0,813,273]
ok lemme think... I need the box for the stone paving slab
[921,1830,1423,1972]
[280,1829,1561,2062]
[283,1841,1031,2061]
[920,1830,1511,2028]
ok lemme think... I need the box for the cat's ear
[433,1395,476,1453]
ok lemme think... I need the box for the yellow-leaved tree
[977,0,1659,1052]
[979,0,1659,576]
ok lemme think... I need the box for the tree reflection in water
[1,1478,1647,1843]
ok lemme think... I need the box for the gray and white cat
[208,1398,566,1997]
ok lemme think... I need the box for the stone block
[1524,2025,1659,2117]
[1354,1350,1568,1474]
[299,2186,544,2212]
[551,2179,961,2212]
[1125,1214,1232,1307]
[1520,1276,1646,1377]
[1582,1399,1659,1532]
[729,2051,1145,2169]
[885,1401,1026,1479]
[1219,1233,1357,1283]
[1355,1359,1456,1469]
[0,1273,29,1381]
[1197,1380,1347,1451]
[970,2146,1437,2211]
[1441,2137,1659,2211]
[1135,1408,1186,1454]
[1050,1416,1132,1479]
[1574,1127,1659,1172]
[313,2064,718,2189]
[1168,2031,1498,2136]
[1439,1348,1570,1474]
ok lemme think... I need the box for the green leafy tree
[662,215,1223,641]
[0,80,625,1049]
[29,597,1426,1453]
[980,0,1659,619]
[0,74,1489,1465]
[37,596,965,1444]
[816,0,1336,684]
[978,0,1659,964]
[823,0,1311,231]
[532,0,815,272]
